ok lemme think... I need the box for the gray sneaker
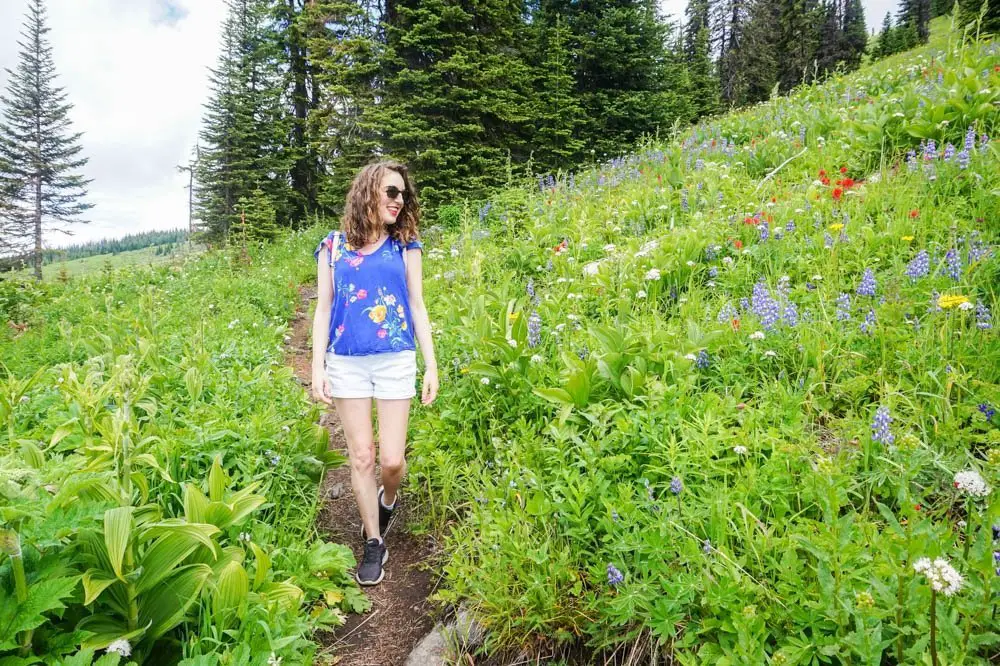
[356,537,388,586]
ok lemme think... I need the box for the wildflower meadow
[1,13,998,666]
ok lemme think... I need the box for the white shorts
[324,350,417,400]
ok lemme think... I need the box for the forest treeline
[192,0,961,241]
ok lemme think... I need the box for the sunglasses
[383,186,411,204]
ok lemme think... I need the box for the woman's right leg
[334,397,380,541]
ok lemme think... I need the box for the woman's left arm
[406,248,438,405]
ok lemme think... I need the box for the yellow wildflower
[509,312,521,321]
[828,223,844,231]
[937,294,969,309]
[901,236,914,242]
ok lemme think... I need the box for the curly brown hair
[340,160,421,250]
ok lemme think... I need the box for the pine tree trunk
[33,175,42,281]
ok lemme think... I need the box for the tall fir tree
[526,12,587,173]
[898,0,932,42]
[713,0,751,105]
[195,0,293,242]
[841,0,867,69]
[731,0,781,105]
[539,0,685,160]
[371,0,534,214]
[775,0,822,92]
[683,0,721,118]
[873,11,894,58]
[959,0,1000,35]
[0,0,92,280]
[299,0,384,213]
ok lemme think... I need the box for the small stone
[328,482,345,499]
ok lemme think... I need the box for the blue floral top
[313,230,423,356]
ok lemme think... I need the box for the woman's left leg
[375,398,411,506]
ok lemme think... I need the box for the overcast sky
[0,0,898,248]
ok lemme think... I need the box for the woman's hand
[311,369,333,406]
[421,366,438,405]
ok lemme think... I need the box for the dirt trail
[285,285,439,666]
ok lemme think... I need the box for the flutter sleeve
[313,231,337,266]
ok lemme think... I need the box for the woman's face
[378,170,406,229]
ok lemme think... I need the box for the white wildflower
[763,350,777,358]
[557,277,569,284]
[733,445,749,456]
[749,331,765,340]
[268,654,283,666]
[480,377,490,385]
[913,557,964,596]
[567,314,579,321]
[722,256,734,266]
[953,469,990,497]
[636,290,647,299]
[106,639,132,657]
[603,244,616,252]
[530,354,543,364]
[507,339,517,348]
[958,301,974,311]
[686,260,696,267]
[645,268,661,281]
[707,281,716,287]
[583,261,601,276]
[684,353,697,361]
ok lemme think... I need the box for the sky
[0,0,898,249]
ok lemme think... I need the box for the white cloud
[0,0,226,248]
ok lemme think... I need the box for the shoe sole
[355,548,389,586]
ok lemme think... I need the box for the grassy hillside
[5,243,200,281]
[1,13,997,666]
[401,15,1000,664]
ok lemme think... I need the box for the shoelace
[362,540,382,564]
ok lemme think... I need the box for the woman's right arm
[311,251,334,405]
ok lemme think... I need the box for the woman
[310,160,438,586]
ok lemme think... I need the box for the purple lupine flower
[527,311,542,348]
[694,158,705,170]
[981,133,989,149]
[976,301,992,330]
[576,344,589,360]
[526,278,535,300]
[943,143,955,160]
[965,126,976,152]
[681,189,689,212]
[906,250,930,281]
[956,150,970,169]
[856,268,877,297]
[806,282,816,291]
[739,297,751,313]
[906,149,918,172]
[760,221,770,241]
[978,403,995,421]
[705,245,717,261]
[923,139,937,160]
[824,233,834,249]
[861,308,877,335]
[944,247,962,281]
[785,220,796,233]
[783,302,799,328]
[702,538,714,554]
[709,266,719,278]
[695,350,710,369]
[967,234,990,264]
[669,477,683,495]
[607,563,625,586]
[993,524,1000,541]
[872,405,894,444]
[836,293,852,321]
[752,280,781,331]
[717,302,738,324]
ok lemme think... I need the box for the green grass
[6,243,203,281]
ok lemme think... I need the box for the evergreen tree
[931,0,955,18]
[0,0,92,280]
[959,0,1000,35]
[775,0,822,92]
[841,0,867,69]
[195,0,293,242]
[299,0,384,213]
[873,11,893,58]
[732,0,781,105]
[713,0,751,105]
[539,0,685,161]
[683,0,721,118]
[815,0,844,76]
[898,0,932,42]
[527,13,587,172]
[371,0,535,213]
